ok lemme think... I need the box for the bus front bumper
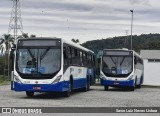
[100,79,134,87]
[13,81,69,92]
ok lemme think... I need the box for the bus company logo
[2,108,12,113]
[35,81,38,84]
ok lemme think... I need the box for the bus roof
[62,38,94,54]
[103,49,142,59]
[17,37,95,54]
[103,49,132,52]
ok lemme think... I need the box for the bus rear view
[100,49,143,91]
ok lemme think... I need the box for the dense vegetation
[82,33,160,54]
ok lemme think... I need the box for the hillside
[81,33,160,53]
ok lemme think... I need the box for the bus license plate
[33,86,41,90]
[113,82,119,85]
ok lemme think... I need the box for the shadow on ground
[22,88,94,99]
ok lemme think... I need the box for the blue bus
[99,49,144,91]
[10,38,96,97]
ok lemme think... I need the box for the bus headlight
[14,75,22,84]
[51,75,62,84]
[101,77,106,80]
[128,75,134,80]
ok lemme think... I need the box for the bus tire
[137,84,141,88]
[130,87,135,91]
[135,77,137,88]
[26,91,34,97]
[82,78,89,92]
[104,86,109,91]
[64,80,71,97]
[87,77,90,91]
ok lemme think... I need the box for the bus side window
[63,47,68,65]
[68,46,72,64]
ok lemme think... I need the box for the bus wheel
[104,86,109,91]
[26,91,34,97]
[137,84,141,88]
[130,87,135,91]
[64,81,71,97]
[82,79,89,92]
[87,78,90,91]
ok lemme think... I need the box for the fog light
[128,75,134,80]
[101,77,106,80]
[14,75,22,84]
[51,75,62,84]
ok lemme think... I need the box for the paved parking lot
[0,85,160,107]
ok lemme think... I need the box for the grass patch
[0,80,10,85]
[0,75,10,85]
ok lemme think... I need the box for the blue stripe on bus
[13,78,87,92]
[73,78,86,89]
[100,79,134,87]
[14,81,69,92]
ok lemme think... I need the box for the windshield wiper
[110,56,116,66]
[39,47,50,67]
[40,47,50,61]
[27,48,35,59]
[120,57,125,66]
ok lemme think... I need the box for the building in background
[140,50,160,86]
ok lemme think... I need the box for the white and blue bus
[99,49,144,91]
[10,38,96,97]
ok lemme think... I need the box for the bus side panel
[135,68,143,85]
[134,55,144,86]
[73,66,87,89]
[63,66,87,89]
[73,78,86,89]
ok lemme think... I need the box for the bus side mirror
[10,47,16,59]
[10,47,16,71]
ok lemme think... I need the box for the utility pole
[8,0,23,43]
[125,30,129,49]
[130,10,133,50]
[7,0,23,76]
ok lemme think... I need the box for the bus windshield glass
[102,51,133,77]
[16,48,61,75]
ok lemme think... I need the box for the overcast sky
[0,0,160,43]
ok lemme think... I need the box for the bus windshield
[16,48,61,76]
[102,51,133,77]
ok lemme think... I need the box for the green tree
[0,34,14,76]
[0,34,14,55]
[17,33,29,39]
[71,39,80,43]
[30,34,36,38]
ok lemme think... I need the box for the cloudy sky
[0,0,160,43]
